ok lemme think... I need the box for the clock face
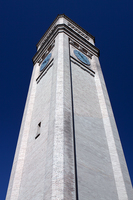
[74,50,90,65]
[40,53,52,71]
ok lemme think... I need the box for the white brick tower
[6,14,133,200]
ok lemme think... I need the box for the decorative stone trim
[38,27,56,50]
[33,24,99,65]
[36,14,95,49]
[39,43,55,65]
[68,23,90,41]
[33,41,55,65]
[69,39,93,59]
[70,56,95,77]
[36,59,54,83]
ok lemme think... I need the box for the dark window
[35,122,41,139]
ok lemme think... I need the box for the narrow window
[35,122,41,139]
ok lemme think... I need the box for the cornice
[32,24,99,65]
[61,14,95,41]
[36,14,95,49]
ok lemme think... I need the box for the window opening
[35,122,41,139]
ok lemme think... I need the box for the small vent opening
[35,122,41,139]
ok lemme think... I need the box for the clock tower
[6,14,133,200]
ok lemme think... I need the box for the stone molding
[36,14,95,49]
[70,56,95,77]
[33,41,55,65]
[32,24,99,65]
[36,59,54,84]
[68,23,90,42]
[69,39,93,59]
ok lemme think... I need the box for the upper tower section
[32,14,99,65]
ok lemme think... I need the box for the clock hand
[80,54,86,62]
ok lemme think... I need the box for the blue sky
[0,0,133,199]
